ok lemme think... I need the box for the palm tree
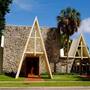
[57,7,81,73]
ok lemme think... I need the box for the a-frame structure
[68,34,90,73]
[15,17,53,79]
[68,34,90,58]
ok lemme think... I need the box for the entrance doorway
[25,57,39,77]
[71,59,90,74]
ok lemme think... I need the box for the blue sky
[6,0,90,49]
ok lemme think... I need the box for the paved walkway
[0,81,89,83]
[0,87,90,90]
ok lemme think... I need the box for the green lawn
[42,74,90,81]
[0,81,90,87]
[0,74,90,87]
[0,75,24,81]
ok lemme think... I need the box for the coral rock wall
[3,26,61,74]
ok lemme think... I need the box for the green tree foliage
[0,0,12,35]
[57,7,81,36]
[57,7,81,73]
[57,7,81,50]
[0,0,12,74]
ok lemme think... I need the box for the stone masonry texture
[3,25,64,74]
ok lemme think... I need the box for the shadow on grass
[1,73,90,81]
[4,72,16,78]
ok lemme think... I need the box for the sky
[6,0,90,49]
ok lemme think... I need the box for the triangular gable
[69,33,90,58]
[15,17,53,79]
[68,38,79,57]
[75,34,90,58]
[67,34,90,73]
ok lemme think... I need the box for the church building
[0,17,90,78]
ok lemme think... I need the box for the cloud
[13,0,37,11]
[71,18,90,39]
[78,18,90,33]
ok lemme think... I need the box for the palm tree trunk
[66,36,69,73]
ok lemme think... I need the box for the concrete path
[0,87,90,90]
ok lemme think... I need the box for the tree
[0,0,12,74]
[0,0,12,35]
[45,28,60,73]
[57,7,81,73]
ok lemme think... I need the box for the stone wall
[3,26,52,73]
[3,25,65,74]
[3,26,30,73]
[0,47,3,74]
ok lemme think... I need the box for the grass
[0,81,90,87]
[0,74,90,87]
[0,75,24,81]
[42,74,90,81]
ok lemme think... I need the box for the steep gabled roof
[68,36,80,57]
[68,34,90,58]
[15,17,52,79]
[67,34,90,72]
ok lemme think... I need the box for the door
[25,57,39,77]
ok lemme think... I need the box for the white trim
[1,35,4,47]
[60,48,64,57]
[15,17,37,79]
[15,17,52,79]
[36,18,53,79]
